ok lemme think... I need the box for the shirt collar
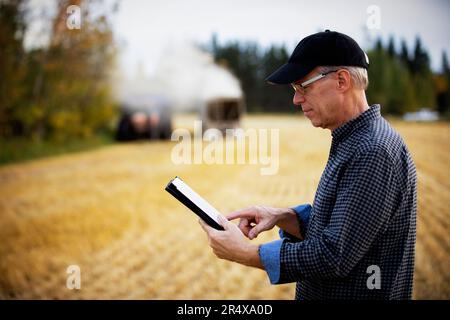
[331,104,381,143]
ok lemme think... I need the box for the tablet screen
[171,177,222,225]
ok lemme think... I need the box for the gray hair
[318,66,369,90]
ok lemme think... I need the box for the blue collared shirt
[259,105,417,300]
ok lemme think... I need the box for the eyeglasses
[291,70,338,94]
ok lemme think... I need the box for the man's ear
[336,69,351,91]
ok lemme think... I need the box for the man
[199,30,417,300]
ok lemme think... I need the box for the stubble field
[0,114,448,299]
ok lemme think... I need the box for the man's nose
[293,90,306,105]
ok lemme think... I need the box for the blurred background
[0,0,449,299]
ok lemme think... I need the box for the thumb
[217,215,230,229]
[248,225,262,240]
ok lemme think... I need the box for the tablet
[165,176,225,230]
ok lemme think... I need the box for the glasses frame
[291,70,338,94]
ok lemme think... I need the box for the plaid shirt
[259,104,417,299]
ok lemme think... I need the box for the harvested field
[0,115,448,299]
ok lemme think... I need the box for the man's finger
[226,207,256,221]
[248,224,264,240]
[238,218,252,237]
[217,215,230,230]
[198,218,213,234]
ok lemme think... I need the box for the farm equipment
[201,97,245,133]
[116,94,172,141]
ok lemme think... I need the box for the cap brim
[265,62,313,85]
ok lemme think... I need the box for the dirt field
[0,114,449,299]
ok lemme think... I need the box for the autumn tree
[1,0,118,141]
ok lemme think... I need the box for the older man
[199,30,417,300]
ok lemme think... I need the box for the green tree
[366,43,389,110]
[386,55,416,114]
[0,0,27,137]
[260,44,292,112]
[436,51,450,118]
[411,36,435,109]
[387,36,396,58]
[366,37,415,114]
[208,35,294,112]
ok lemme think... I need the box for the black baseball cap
[266,30,369,85]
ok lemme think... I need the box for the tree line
[207,34,450,118]
[1,1,450,144]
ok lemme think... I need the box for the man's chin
[309,119,325,129]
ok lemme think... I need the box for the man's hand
[226,206,302,240]
[198,216,263,269]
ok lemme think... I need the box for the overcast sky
[28,0,450,77]
[112,0,450,77]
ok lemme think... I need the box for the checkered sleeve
[279,146,398,282]
[259,204,312,284]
